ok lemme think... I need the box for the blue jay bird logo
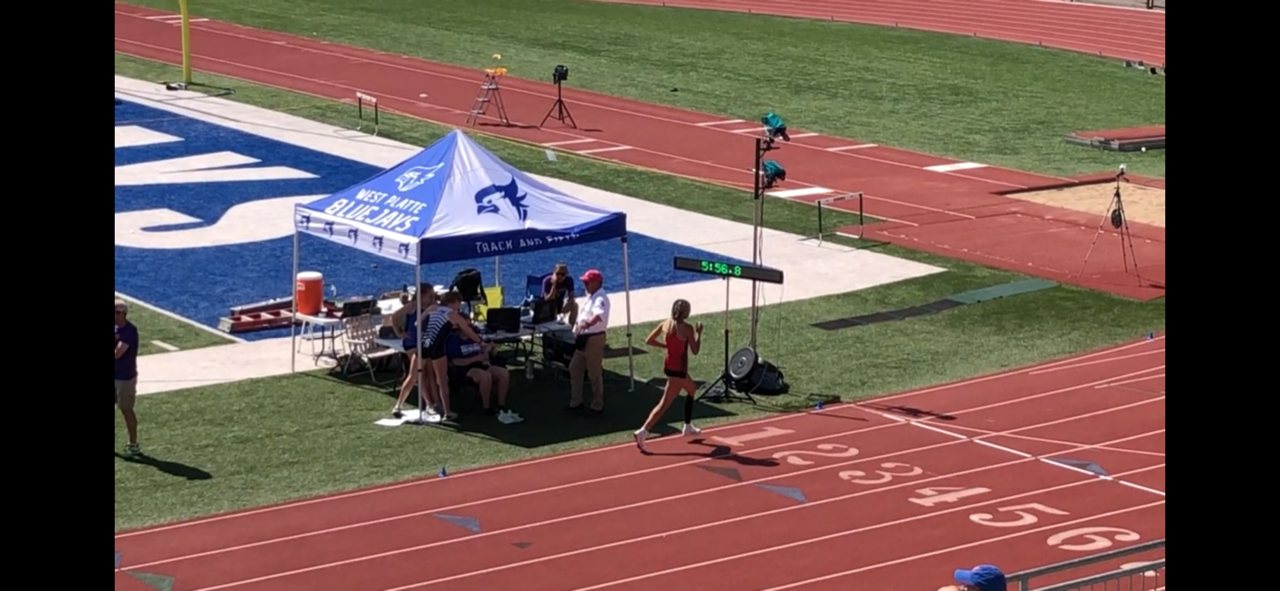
[347,228,359,243]
[297,213,311,228]
[474,178,530,222]
[395,164,444,192]
[323,221,335,236]
[372,236,384,251]
[398,243,410,258]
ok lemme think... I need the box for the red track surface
[595,0,1165,66]
[113,5,1165,300]
[114,337,1166,591]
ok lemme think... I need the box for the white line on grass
[115,291,245,343]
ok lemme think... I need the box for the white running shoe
[633,429,648,451]
[682,423,702,436]
[498,410,525,424]
[430,406,458,421]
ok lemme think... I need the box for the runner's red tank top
[663,322,689,374]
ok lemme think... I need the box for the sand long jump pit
[1010,181,1164,227]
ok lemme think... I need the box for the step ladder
[467,69,510,126]
[218,310,296,334]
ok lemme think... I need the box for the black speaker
[728,347,789,396]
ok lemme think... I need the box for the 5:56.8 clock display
[672,256,784,284]
[700,260,741,276]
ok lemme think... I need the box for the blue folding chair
[525,273,551,303]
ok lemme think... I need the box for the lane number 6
[1047,527,1141,551]
[970,503,1069,527]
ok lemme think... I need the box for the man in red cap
[568,269,610,414]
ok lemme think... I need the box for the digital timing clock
[672,256,784,285]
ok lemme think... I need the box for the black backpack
[449,268,487,305]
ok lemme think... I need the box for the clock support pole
[697,277,757,404]
[749,137,766,350]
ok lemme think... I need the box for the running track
[596,0,1165,66]
[114,3,1166,301]
[114,336,1166,591]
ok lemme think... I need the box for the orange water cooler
[295,271,324,316]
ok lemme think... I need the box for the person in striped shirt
[419,291,482,420]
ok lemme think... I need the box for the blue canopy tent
[291,130,635,409]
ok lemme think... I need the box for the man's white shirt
[578,289,611,335]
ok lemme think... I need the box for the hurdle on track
[355,92,380,136]
[808,191,864,244]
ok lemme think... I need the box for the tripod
[540,79,577,129]
[696,278,757,404]
[1076,171,1145,285]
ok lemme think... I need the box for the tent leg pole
[416,263,427,420]
[622,236,635,392]
[290,229,299,374]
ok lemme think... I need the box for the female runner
[633,299,703,451]
[391,284,441,419]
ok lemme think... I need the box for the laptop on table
[486,307,522,333]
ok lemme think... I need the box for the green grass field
[114,55,1164,531]
[116,293,237,355]
[123,0,1165,178]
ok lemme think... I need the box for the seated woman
[542,263,579,325]
[445,331,524,424]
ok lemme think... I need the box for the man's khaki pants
[569,332,606,410]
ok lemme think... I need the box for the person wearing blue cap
[954,564,1006,591]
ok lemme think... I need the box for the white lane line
[578,146,633,155]
[924,162,987,172]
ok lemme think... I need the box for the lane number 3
[969,503,1069,527]
[772,443,860,466]
[838,462,923,485]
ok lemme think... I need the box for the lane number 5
[838,463,923,485]
[969,503,1069,527]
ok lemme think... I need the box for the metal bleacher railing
[1007,539,1165,591]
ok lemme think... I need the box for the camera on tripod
[541,65,577,128]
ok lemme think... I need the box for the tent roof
[294,130,626,264]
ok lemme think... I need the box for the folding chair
[525,273,550,302]
[475,286,504,322]
[339,313,400,384]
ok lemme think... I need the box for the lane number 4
[908,486,992,507]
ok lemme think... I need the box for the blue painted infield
[114,100,747,340]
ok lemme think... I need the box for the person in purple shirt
[115,300,141,456]
[542,263,579,325]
